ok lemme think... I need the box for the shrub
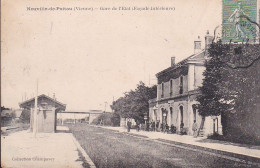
[91,112,120,126]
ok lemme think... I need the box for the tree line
[110,81,157,124]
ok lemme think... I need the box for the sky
[2,0,224,111]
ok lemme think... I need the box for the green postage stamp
[222,0,258,43]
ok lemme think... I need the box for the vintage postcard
[1,0,260,167]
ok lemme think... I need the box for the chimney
[53,93,56,100]
[194,36,201,54]
[171,57,175,67]
[205,30,213,50]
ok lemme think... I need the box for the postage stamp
[222,0,258,43]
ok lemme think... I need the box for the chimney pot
[171,57,175,67]
[205,30,213,50]
[194,36,202,54]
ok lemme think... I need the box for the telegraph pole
[112,96,114,112]
[149,74,150,86]
[104,101,107,112]
[33,79,38,138]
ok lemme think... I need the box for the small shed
[19,94,66,133]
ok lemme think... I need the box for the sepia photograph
[1,0,260,167]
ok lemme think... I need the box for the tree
[110,112,120,126]
[197,41,231,117]
[221,43,260,139]
[197,39,260,137]
[20,109,31,123]
[111,81,157,124]
[1,106,10,112]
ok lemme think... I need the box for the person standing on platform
[136,120,140,132]
[192,120,198,137]
[151,121,155,132]
[127,119,132,132]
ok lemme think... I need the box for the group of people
[142,120,177,134]
[127,119,199,137]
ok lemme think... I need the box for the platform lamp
[163,112,167,119]
[144,115,148,130]
[33,79,38,138]
[163,111,167,126]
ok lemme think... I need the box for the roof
[19,94,66,108]
[156,50,207,77]
[14,109,23,118]
[61,110,105,114]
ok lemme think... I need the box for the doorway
[179,106,184,127]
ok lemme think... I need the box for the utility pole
[112,96,114,112]
[33,79,38,138]
[149,74,150,86]
[144,62,146,85]
[104,101,107,112]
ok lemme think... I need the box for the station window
[161,83,164,98]
[179,106,184,124]
[170,80,173,96]
[179,76,183,94]
[192,104,197,122]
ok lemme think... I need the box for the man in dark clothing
[180,122,185,135]
[127,120,132,132]
[170,124,176,133]
[165,123,169,133]
[146,122,150,132]
[151,121,155,132]
[161,123,164,132]
[136,120,140,132]
[156,121,159,132]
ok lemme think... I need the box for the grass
[68,123,252,168]
[208,133,260,146]
[76,149,91,168]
